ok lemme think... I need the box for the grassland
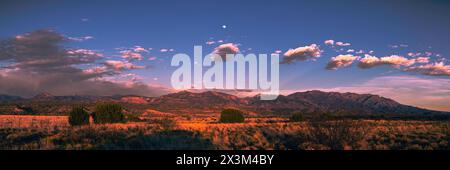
[0,112,448,150]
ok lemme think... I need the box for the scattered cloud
[104,60,145,72]
[404,62,450,76]
[272,50,282,55]
[335,41,351,46]
[324,39,334,46]
[358,54,415,69]
[0,29,165,97]
[281,44,321,64]
[415,57,430,64]
[389,44,408,48]
[120,50,143,61]
[212,43,240,60]
[326,54,359,70]
[67,49,103,57]
[133,46,148,53]
[68,36,94,42]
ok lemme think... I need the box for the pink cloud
[335,41,351,46]
[104,60,145,71]
[326,54,359,70]
[282,44,321,64]
[358,54,415,69]
[324,39,334,46]
[405,62,450,76]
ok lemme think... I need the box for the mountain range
[0,90,448,116]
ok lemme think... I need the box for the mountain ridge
[1,90,448,116]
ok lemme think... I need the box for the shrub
[219,109,245,123]
[312,112,335,121]
[126,114,143,122]
[155,118,177,130]
[308,120,368,150]
[290,112,305,122]
[68,106,90,126]
[92,103,126,124]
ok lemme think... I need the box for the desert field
[0,113,448,150]
[0,115,69,129]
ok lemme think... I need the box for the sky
[0,0,450,111]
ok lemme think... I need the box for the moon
[222,25,227,29]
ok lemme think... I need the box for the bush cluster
[68,106,90,126]
[289,112,305,122]
[92,103,126,124]
[219,109,245,123]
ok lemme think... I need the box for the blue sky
[1,0,450,111]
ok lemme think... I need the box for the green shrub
[290,112,305,122]
[219,109,245,123]
[68,106,90,126]
[92,103,126,124]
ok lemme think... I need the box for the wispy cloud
[404,62,450,76]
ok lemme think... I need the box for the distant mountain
[0,94,23,102]
[247,90,437,115]
[119,95,152,104]
[149,90,447,116]
[32,92,54,100]
[1,90,447,117]
[149,91,244,109]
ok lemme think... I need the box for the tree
[92,103,126,124]
[290,112,305,122]
[219,109,245,123]
[68,106,90,126]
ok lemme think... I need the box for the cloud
[133,46,148,53]
[404,62,450,76]
[67,49,103,57]
[0,29,167,97]
[120,50,143,61]
[335,41,351,46]
[389,44,408,49]
[355,50,364,54]
[281,44,321,64]
[212,43,240,60]
[415,57,430,64]
[68,36,94,42]
[272,50,282,55]
[104,60,145,71]
[326,54,359,70]
[324,39,334,46]
[160,48,168,52]
[358,54,415,69]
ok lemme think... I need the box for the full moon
[221,25,227,29]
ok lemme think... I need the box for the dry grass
[0,114,448,150]
[0,115,69,130]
